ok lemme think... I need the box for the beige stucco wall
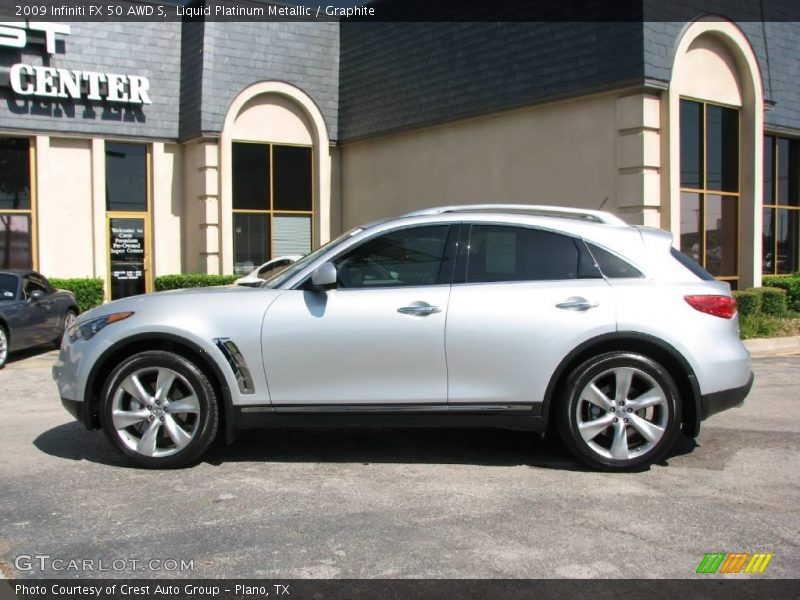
[339,93,623,230]
[35,136,95,278]
[152,142,183,276]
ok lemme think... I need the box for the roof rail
[402,204,627,226]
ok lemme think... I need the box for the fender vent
[214,338,255,394]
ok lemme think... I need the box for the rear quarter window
[670,247,715,281]
[585,243,643,278]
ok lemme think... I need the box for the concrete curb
[744,335,800,358]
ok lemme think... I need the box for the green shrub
[750,286,788,316]
[739,314,781,340]
[763,275,800,312]
[49,277,105,313]
[732,290,759,317]
[154,274,238,291]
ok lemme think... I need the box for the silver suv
[54,205,753,470]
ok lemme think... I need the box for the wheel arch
[84,333,234,442]
[542,332,702,437]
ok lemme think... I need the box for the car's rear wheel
[557,352,681,471]
[0,326,8,369]
[101,351,218,468]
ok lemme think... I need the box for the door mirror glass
[311,262,338,289]
[29,289,44,302]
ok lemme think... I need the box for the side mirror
[29,289,44,302]
[311,262,337,290]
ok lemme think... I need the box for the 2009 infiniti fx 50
[54,205,753,470]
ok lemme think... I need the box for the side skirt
[230,404,545,432]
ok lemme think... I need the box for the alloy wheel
[0,328,7,367]
[111,366,201,458]
[575,366,669,461]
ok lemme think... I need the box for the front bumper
[700,372,754,420]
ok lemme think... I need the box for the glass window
[0,138,30,210]
[704,194,738,277]
[466,225,579,283]
[585,243,643,278]
[232,143,270,210]
[273,146,312,211]
[335,225,451,288]
[680,100,703,189]
[106,143,147,212]
[231,142,314,274]
[679,100,739,285]
[671,247,715,281]
[0,273,18,300]
[706,105,739,193]
[234,213,270,275]
[763,135,800,275]
[0,214,32,269]
[23,274,47,298]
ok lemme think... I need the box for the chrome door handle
[556,297,598,311]
[397,303,441,316]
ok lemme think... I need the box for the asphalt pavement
[1,348,798,579]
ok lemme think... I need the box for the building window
[0,138,33,269]
[679,99,740,288]
[232,142,313,275]
[105,142,150,300]
[763,135,799,275]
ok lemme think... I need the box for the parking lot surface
[1,349,798,579]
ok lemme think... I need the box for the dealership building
[0,1,798,300]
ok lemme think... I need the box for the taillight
[684,295,737,319]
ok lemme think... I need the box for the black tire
[0,325,8,369]
[54,309,78,349]
[557,352,682,471]
[101,350,218,468]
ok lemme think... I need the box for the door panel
[261,287,451,405]
[446,279,616,406]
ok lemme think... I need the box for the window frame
[231,140,315,275]
[0,137,37,270]
[763,134,800,275]
[678,97,741,288]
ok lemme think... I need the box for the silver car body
[54,206,752,451]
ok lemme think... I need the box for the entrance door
[107,216,150,300]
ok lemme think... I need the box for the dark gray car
[0,270,78,368]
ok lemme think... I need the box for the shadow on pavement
[33,421,699,471]
[6,344,58,365]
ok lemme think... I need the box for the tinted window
[671,247,715,281]
[335,225,451,288]
[466,225,579,283]
[232,142,270,211]
[586,243,643,278]
[0,138,30,210]
[106,143,147,211]
[23,275,47,297]
[706,105,739,192]
[680,100,703,189]
[273,146,312,211]
[0,273,17,300]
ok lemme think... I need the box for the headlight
[68,312,134,342]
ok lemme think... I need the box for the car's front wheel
[558,352,682,471]
[101,351,218,468]
[0,325,8,369]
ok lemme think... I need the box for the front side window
[679,99,740,288]
[763,135,799,275]
[0,137,33,269]
[334,225,452,289]
[465,225,581,283]
[0,273,18,300]
[23,275,47,298]
[232,142,313,275]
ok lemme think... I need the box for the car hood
[76,285,281,324]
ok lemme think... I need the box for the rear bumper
[700,372,754,420]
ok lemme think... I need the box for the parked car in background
[0,270,79,368]
[234,255,302,287]
[54,205,752,470]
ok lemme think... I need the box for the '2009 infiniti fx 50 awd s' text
[54,205,753,470]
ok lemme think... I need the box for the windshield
[262,228,363,289]
[0,274,18,301]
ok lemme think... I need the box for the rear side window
[465,225,584,283]
[0,274,18,300]
[586,243,643,278]
[671,247,715,281]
